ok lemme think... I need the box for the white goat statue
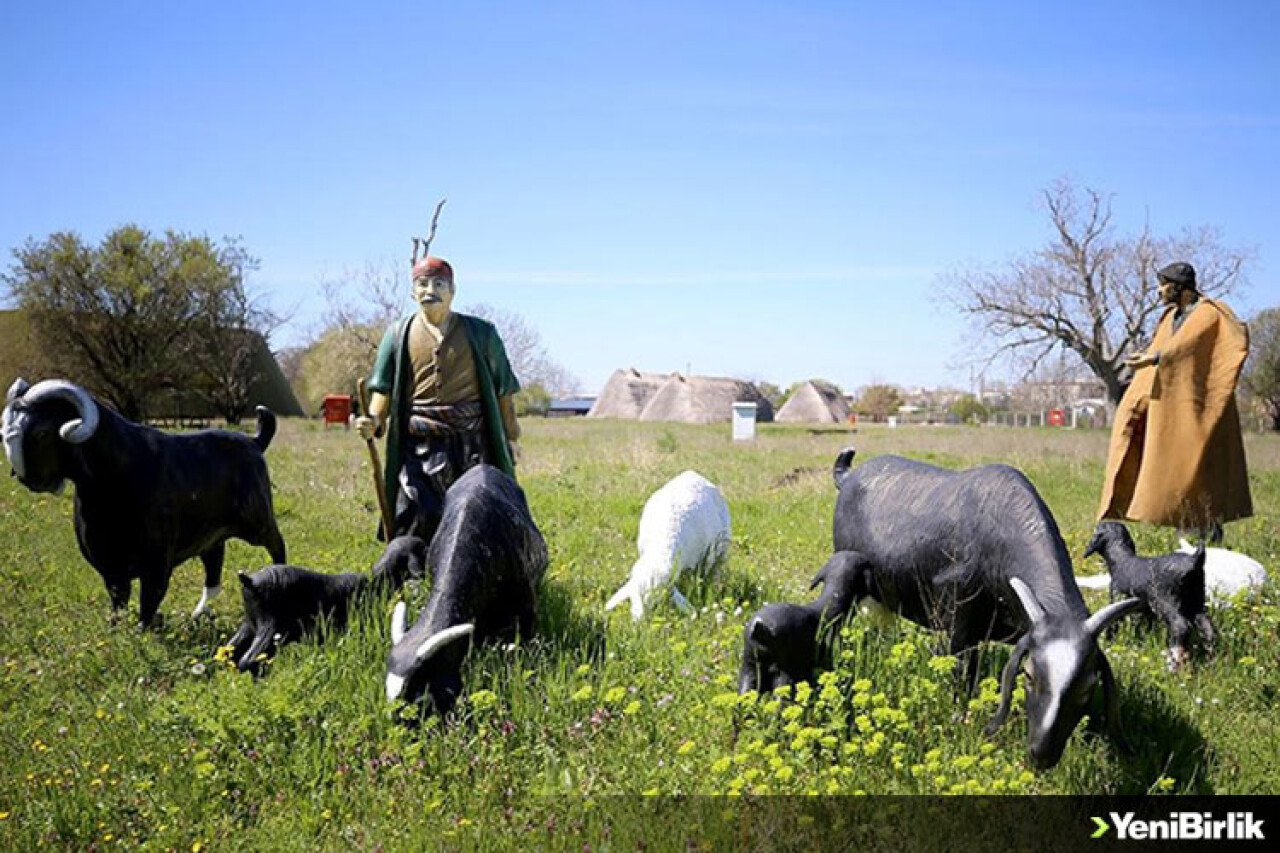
[605,470,731,620]
[1177,539,1268,605]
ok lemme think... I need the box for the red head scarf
[411,256,454,281]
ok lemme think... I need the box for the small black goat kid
[3,378,286,626]
[830,448,1141,770]
[227,535,428,673]
[1082,521,1212,670]
[386,465,547,718]
[738,550,871,693]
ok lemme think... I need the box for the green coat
[368,312,520,519]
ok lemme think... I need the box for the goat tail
[832,447,857,490]
[253,406,277,452]
[605,579,643,620]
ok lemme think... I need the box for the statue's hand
[1124,351,1158,370]
[355,416,379,441]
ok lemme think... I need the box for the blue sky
[2,1,1277,394]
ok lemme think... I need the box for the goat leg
[138,571,171,629]
[105,578,131,623]
[1194,612,1216,657]
[670,586,694,615]
[193,543,226,618]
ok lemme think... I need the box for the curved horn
[23,380,99,444]
[1084,597,1143,639]
[6,377,29,404]
[985,633,1032,737]
[390,601,408,645]
[1009,577,1045,626]
[413,622,474,662]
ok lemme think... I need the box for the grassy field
[1,418,1278,850]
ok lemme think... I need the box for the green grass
[1,419,1278,850]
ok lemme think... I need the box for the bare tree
[319,258,405,356]
[465,302,580,396]
[940,179,1253,404]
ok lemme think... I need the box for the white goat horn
[413,623,475,662]
[1009,577,1045,626]
[23,380,99,444]
[390,601,408,645]
[6,377,29,404]
[1084,597,1143,638]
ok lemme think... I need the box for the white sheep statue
[605,470,731,620]
[1177,539,1268,605]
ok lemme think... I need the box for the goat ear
[1009,577,1045,626]
[390,601,408,646]
[1084,597,1143,639]
[238,572,258,595]
[414,623,475,663]
[808,564,829,591]
[749,617,774,645]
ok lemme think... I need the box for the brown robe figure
[1098,262,1252,532]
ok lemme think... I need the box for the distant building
[547,396,596,418]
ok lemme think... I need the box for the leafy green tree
[948,393,989,424]
[5,226,262,421]
[855,384,902,421]
[755,381,785,410]
[514,383,552,417]
[1243,307,1280,431]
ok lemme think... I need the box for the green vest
[368,312,520,519]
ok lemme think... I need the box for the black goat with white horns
[830,448,1142,770]
[3,378,286,626]
[227,535,428,674]
[385,465,547,718]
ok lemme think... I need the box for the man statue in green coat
[355,255,521,540]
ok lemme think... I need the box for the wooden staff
[358,377,394,540]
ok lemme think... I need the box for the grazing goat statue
[738,550,871,693]
[227,535,428,673]
[605,470,731,620]
[386,465,547,717]
[1082,522,1212,671]
[831,448,1141,770]
[3,378,286,626]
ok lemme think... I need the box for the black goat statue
[227,535,428,674]
[3,378,286,626]
[385,464,547,718]
[830,448,1141,770]
[1083,521,1212,671]
[738,550,872,693]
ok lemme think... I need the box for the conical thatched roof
[776,380,850,424]
[638,373,774,424]
[588,368,669,418]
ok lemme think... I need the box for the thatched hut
[587,368,669,418]
[638,373,774,424]
[775,380,850,424]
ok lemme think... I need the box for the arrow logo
[1091,816,1110,838]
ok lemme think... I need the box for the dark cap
[1156,262,1197,288]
